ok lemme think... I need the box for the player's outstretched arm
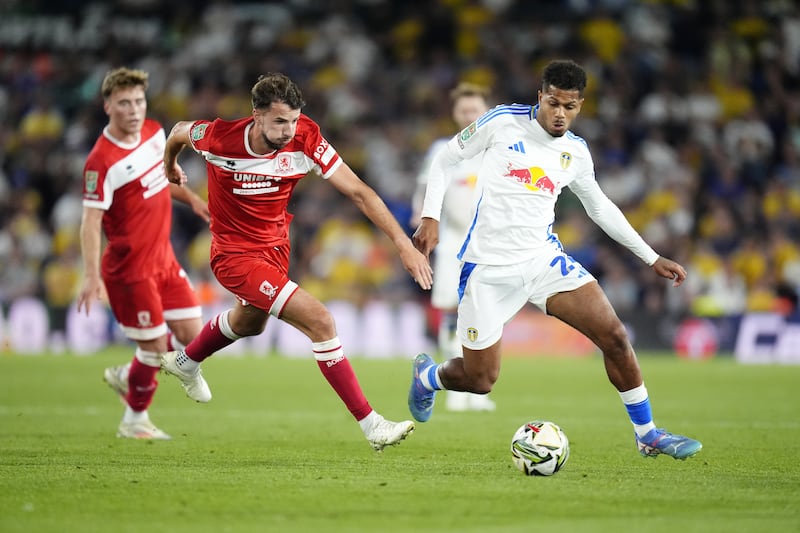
[413,141,457,257]
[651,256,687,287]
[328,163,433,290]
[77,206,105,315]
[412,218,439,258]
[572,179,663,268]
[163,121,194,185]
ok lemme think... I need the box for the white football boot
[103,363,130,403]
[363,414,415,451]
[160,351,212,403]
[117,419,171,440]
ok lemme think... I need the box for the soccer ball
[510,420,570,476]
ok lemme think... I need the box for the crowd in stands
[1,0,799,344]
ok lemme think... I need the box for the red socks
[184,313,238,362]
[313,337,372,421]
[126,358,159,411]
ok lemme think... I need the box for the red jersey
[188,115,342,254]
[83,118,177,282]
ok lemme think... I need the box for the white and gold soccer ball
[510,420,570,476]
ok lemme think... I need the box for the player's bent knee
[309,309,337,338]
[229,314,267,337]
[598,321,631,356]
[231,322,265,337]
[227,309,267,337]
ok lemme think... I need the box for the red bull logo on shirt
[503,163,558,194]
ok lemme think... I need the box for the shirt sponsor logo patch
[459,121,477,142]
[190,123,208,141]
[84,170,98,193]
[313,138,336,166]
[503,164,557,195]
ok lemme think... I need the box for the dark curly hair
[251,72,306,110]
[541,60,587,96]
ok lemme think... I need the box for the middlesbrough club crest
[137,311,153,328]
[277,155,292,173]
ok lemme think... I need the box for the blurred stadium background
[0,0,798,361]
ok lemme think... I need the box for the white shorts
[457,248,595,350]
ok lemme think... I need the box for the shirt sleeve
[82,153,111,210]
[412,138,447,218]
[420,119,489,221]
[302,117,342,178]
[188,120,214,153]
[569,170,659,266]
[420,140,461,220]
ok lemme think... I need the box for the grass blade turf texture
[1,348,798,532]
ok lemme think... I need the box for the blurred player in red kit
[160,72,433,451]
[78,67,210,439]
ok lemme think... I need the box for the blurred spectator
[599,256,639,314]
[771,229,800,287]
[18,90,65,145]
[41,232,82,350]
[301,201,403,305]
[731,236,769,289]
[722,107,774,189]
[0,239,39,311]
[691,257,748,317]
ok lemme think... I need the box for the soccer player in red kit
[161,72,433,451]
[77,67,210,440]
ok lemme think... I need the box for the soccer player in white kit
[409,60,702,460]
[412,82,495,412]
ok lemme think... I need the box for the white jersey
[421,104,659,267]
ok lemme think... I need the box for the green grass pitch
[1,348,798,533]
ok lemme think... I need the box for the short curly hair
[251,72,306,111]
[101,67,149,99]
[541,60,587,96]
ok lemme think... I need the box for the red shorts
[105,258,201,341]
[211,244,298,317]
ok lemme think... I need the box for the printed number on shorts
[550,255,589,278]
